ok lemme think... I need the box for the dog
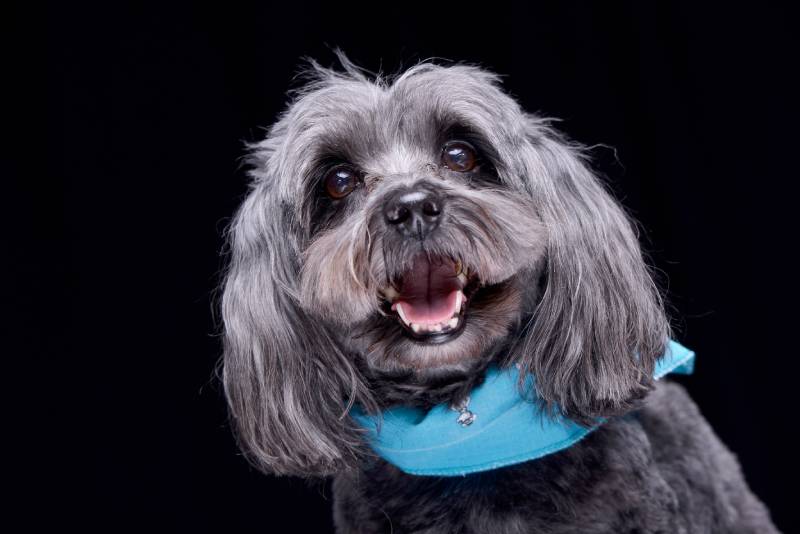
[220,55,778,533]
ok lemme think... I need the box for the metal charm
[450,396,477,427]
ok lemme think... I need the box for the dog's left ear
[508,116,671,423]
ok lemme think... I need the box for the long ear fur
[220,179,375,476]
[509,117,671,423]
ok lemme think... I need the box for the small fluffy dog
[220,56,778,533]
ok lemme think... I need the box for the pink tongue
[392,256,462,325]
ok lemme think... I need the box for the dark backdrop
[49,2,798,532]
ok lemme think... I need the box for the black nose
[384,189,444,240]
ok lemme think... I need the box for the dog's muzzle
[377,184,481,343]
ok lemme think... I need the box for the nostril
[422,200,441,217]
[386,204,410,224]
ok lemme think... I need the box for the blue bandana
[351,340,695,477]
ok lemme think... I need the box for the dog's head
[221,56,670,475]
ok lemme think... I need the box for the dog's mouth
[381,254,479,343]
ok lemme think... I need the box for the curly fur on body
[220,53,778,533]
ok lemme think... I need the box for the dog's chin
[354,254,526,375]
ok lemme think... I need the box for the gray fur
[333,382,778,533]
[220,54,777,531]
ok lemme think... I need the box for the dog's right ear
[220,181,374,476]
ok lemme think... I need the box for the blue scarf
[351,340,695,477]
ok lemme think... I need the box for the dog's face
[295,70,547,377]
[221,58,670,475]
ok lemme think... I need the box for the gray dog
[220,55,778,533]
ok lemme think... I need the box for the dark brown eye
[441,140,478,172]
[324,165,360,199]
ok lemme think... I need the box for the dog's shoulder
[632,380,711,448]
[630,379,747,492]
[643,379,701,420]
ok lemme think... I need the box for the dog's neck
[360,340,511,410]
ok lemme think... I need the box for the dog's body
[220,56,777,533]
[334,382,775,533]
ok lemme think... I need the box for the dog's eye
[441,141,478,172]
[323,165,360,199]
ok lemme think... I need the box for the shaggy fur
[220,54,778,533]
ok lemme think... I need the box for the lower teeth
[395,290,466,335]
[407,316,459,334]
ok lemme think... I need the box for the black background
[47,2,798,532]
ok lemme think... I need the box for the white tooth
[455,290,463,312]
[448,317,458,329]
[433,324,442,332]
[384,286,399,301]
[411,323,421,333]
[457,273,467,285]
[396,303,409,325]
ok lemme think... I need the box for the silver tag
[450,396,477,427]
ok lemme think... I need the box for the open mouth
[382,254,478,343]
